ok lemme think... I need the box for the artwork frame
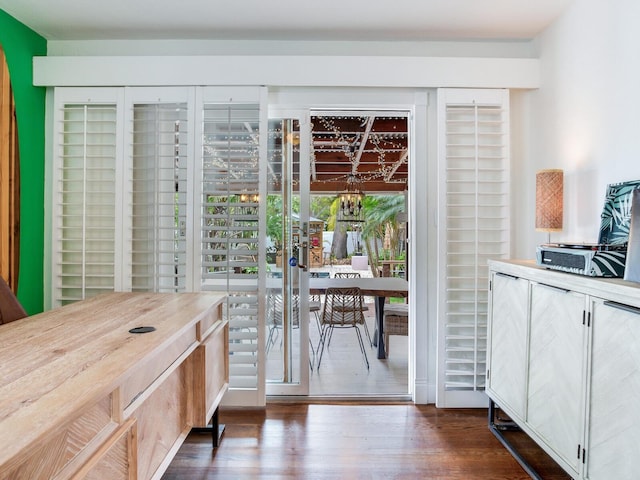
[598,179,640,245]
[624,189,640,282]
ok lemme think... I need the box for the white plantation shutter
[129,102,189,292]
[51,87,266,406]
[51,90,121,306]
[436,88,510,408]
[198,91,265,403]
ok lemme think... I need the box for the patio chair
[383,303,408,357]
[317,287,370,370]
[266,292,297,354]
[309,272,323,335]
[331,272,372,344]
[334,272,361,278]
[265,291,316,369]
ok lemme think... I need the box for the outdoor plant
[360,195,406,276]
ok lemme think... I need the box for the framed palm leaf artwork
[598,179,640,245]
[624,189,640,282]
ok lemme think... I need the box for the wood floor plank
[163,403,571,479]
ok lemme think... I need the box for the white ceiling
[0,0,573,42]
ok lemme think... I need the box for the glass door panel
[266,112,311,395]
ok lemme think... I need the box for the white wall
[515,0,640,258]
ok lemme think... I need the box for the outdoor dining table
[309,276,409,359]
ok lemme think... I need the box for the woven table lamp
[536,169,563,243]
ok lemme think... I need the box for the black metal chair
[317,287,370,370]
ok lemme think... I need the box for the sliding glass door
[265,110,312,395]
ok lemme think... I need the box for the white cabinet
[527,283,586,476]
[487,272,529,421]
[586,299,640,479]
[487,259,640,480]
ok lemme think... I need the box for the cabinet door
[586,299,640,479]
[192,319,230,426]
[82,420,136,480]
[528,283,586,476]
[487,272,529,420]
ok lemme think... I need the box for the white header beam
[34,55,539,89]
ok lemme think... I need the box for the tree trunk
[332,223,348,259]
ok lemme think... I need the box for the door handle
[298,241,309,271]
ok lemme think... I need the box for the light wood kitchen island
[0,292,228,480]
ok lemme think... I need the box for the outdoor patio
[266,264,410,398]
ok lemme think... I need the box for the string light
[266,115,408,188]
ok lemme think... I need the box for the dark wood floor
[163,403,572,479]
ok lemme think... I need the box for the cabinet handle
[537,282,570,294]
[495,272,519,280]
[603,300,640,315]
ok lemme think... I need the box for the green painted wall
[0,10,46,314]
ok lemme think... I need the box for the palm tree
[360,195,406,277]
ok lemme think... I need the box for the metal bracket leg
[488,399,542,480]
[191,407,226,449]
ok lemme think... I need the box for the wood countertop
[0,291,226,474]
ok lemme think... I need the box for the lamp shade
[535,169,563,232]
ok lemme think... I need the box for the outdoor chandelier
[337,174,365,223]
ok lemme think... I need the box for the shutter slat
[131,102,189,293]
[54,91,265,404]
[54,103,117,305]
[201,103,262,393]
[439,90,510,405]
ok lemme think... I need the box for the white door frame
[265,108,312,396]
[268,87,430,403]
